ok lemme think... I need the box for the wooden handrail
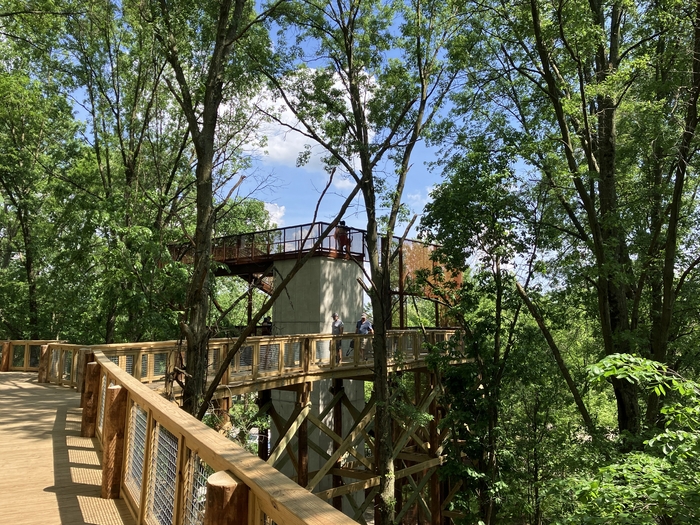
[87,350,358,525]
[5,330,458,390]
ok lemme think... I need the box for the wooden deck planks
[0,372,136,525]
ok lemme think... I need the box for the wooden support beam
[81,362,101,438]
[257,390,271,461]
[37,344,49,383]
[332,378,343,510]
[429,373,441,525]
[267,405,299,474]
[395,466,437,523]
[306,412,373,470]
[0,341,10,372]
[305,396,376,492]
[101,384,127,499]
[79,350,95,408]
[314,456,444,501]
[297,382,310,488]
[267,401,310,467]
[204,471,249,525]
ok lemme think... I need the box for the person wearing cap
[261,315,272,336]
[331,312,344,364]
[358,313,373,359]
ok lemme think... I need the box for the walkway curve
[0,372,135,525]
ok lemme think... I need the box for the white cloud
[264,202,286,227]
[250,71,376,192]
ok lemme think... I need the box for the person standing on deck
[331,312,344,364]
[358,313,373,359]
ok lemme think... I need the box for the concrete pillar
[270,256,367,506]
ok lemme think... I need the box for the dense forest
[2,0,700,523]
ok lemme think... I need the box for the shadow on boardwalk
[0,372,135,525]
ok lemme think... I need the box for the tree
[447,0,700,440]
[0,68,81,339]
[266,0,459,519]
[420,135,543,522]
[142,0,280,414]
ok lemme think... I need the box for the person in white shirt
[331,312,344,364]
[358,313,373,359]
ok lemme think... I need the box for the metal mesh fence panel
[284,341,301,368]
[315,340,330,362]
[63,350,73,381]
[141,354,149,377]
[259,344,279,371]
[240,346,253,369]
[98,375,107,432]
[207,348,220,374]
[126,355,134,375]
[29,345,41,367]
[108,355,119,366]
[146,424,179,525]
[182,453,213,525]
[50,349,60,380]
[125,402,148,503]
[153,353,167,376]
[12,345,24,368]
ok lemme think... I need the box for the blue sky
[239,129,441,235]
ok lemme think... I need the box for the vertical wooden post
[257,389,271,462]
[78,350,95,408]
[203,471,249,525]
[297,382,310,488]
[223,344,231,385]
[81,362,101,437]
[37,345,50,383]
[101,384,128,499]
[0,341,10,372]
[302,338,310,374]
[332,378,343,511]
[429,372,441,525]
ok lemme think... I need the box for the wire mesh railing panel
[284,341,301,368]
[207,348,220,374]
[153,353,167,376]
[182,453,213,525]
[258,344,280,371]
[125,354,134,376]
[141,354,149,377]
[50,349,60,380]
[239,346,253,370]
[125,402,148,504]
[63,350,73,381]
[98,374,107,433]
[12,345,24,368]
[315,340,330,362]
[29,345,41,367]
[146,424,179,525]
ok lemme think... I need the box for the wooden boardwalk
[0,372,136,525]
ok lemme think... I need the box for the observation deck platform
[0,372,135,525]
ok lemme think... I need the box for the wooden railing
[0,330,460,525]
[2,330,458,392]
[22,347,358,525]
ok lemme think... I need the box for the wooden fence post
[37,345,49,383]
[302,338,310,374]
[101,384,127,499]
[203,471,249,525]
[78,349,95,407]
[81,362,101,438]
[0,341,10,372]
[297,382,310,488]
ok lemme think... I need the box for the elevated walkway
[0,372,135,525]
[169,222,366,285]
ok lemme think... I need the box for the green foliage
[228,394,270,454]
